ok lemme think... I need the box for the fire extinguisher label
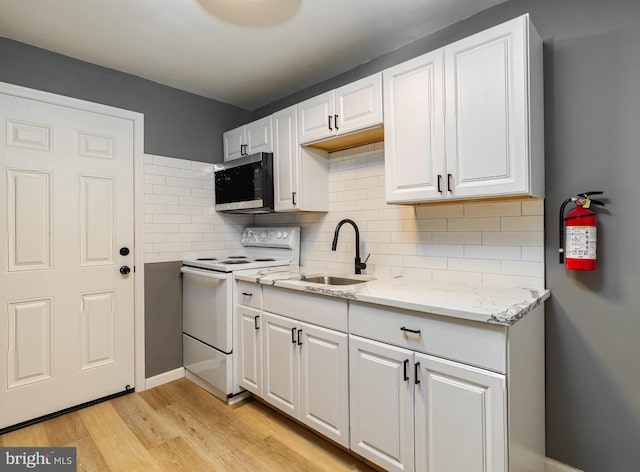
[566,226,597,259]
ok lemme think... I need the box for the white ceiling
[0,0,507,110]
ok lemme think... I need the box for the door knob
[120,265,131,275]
[120,247,130,256]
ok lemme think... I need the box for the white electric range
[181,227,300,402]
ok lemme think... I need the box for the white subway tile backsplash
[144,146,545,289]
[464,201,521,217]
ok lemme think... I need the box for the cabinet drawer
[263,286,347,332]
[349,301,507,373]
[236,281,262,309]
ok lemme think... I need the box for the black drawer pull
[415,362,421,385]
[291,327,296,343]
[400,326,421,335]
[297,329,303,346]
[437,174,443,194]
[254,315,259,330]
[242,292,253,297]
[403,359,409,381]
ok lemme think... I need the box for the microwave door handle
[180,266,229,280]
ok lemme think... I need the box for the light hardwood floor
[0,379,376,471]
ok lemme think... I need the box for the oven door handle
[180,266,229,280]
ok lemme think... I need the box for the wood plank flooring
[0,379,376,471]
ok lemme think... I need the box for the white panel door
[384,50,445,203]
[237,305,262,396]
[349,335,414,472]
[415,353,507,472]
[444,15,529,198]
[272,106,299,211]
[299,322,349,448]
[297,91,334,144]
[335,73,383,135]
[0,92,135,429]
[262,312,298,417]
[245,116,273,154]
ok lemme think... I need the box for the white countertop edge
[233,267,550,326]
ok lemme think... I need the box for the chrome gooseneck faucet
[331,219,369,274]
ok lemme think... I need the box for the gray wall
[254,1,640,470]
[0,38,251,163]
[144,262,183,377]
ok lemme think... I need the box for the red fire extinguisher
[559,191,605,270]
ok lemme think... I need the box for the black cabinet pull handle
[447,173,453,193]
[297,329,302,346]
[415,362,421,385]
[403,359,410,381]
[242,292,253,297]
[334,114,339,131]
[437,174,443,194]
[291,327,296,343]
[254,315,260,330]
[328,115,333,131]
[400,326,421,335]
[292,191,296,205]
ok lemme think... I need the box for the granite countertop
[234,267,550,326]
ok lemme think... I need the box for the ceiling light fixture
[196,0,301,28]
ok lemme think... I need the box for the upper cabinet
[223,116,273,161]
[385,14,544,203]
[272,105,329,212]
[298,73,383,145]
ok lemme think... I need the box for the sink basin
[302,275,368,286]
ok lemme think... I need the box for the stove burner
[228,256,247,259]
[196,258,218,261]
[221,260,250,264]
[254,258,276,262]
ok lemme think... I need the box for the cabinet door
[246,116,273,154]
[223,126,246,161]
[272,105,299,211]
[350,335,414,472]
[384,50,445,203]
[262,312,299,417]
[415,353,506,472]
[444,15,529,198]
[237,305,262,396]
[299,322,349,448]
[298,91,335,144]
[335,73,383,135]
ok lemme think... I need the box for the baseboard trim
[546,457,583,472]
[145,367,185,389]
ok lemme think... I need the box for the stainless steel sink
[301,275,368,286]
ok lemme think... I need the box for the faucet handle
[356,254,371,273]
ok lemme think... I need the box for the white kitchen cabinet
[384,49,444,203]
[349,300,545,472]
[272,105,329,212]
[223,115,273,161]
[415,354,506,472]
[349,335,414,472]
[262,311,298,416]
[384,14,543,203]
[298,73,383,144]
[237,305,262,396]
[262,311,350,447]
[236,281,263,396]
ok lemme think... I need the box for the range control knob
[277,231,283,239]
[282,231,289,239]
[261,231,268,240]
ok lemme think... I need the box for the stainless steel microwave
[214,152,274,214]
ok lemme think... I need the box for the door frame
[0,81,147,391]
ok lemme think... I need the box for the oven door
[181,266,233,352]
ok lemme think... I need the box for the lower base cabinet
[258,290,350,448]
[238,285,544,472]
